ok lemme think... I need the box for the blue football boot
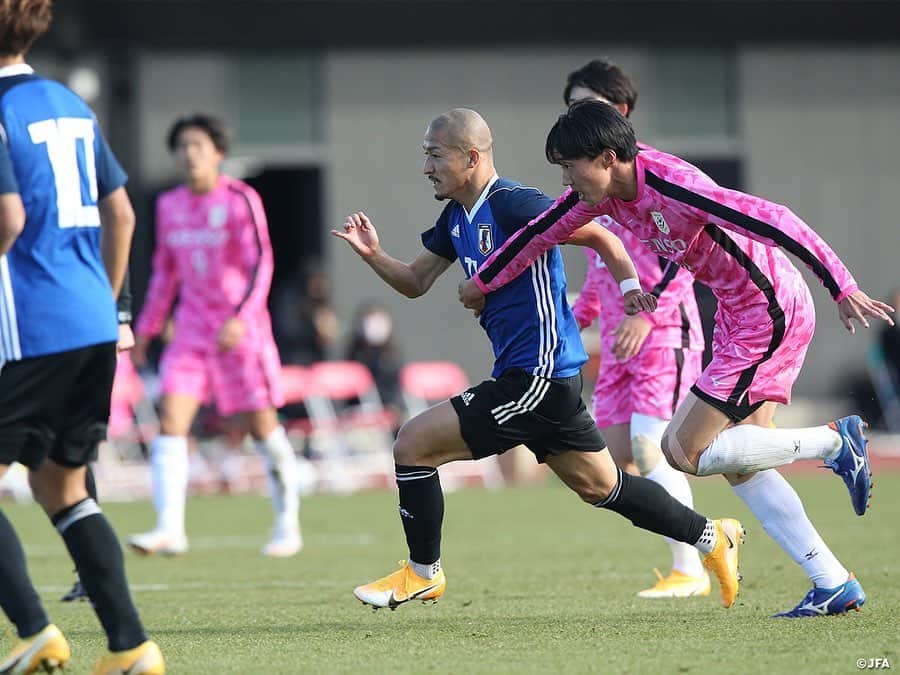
[825,415,872,516]
[773,573,866,618]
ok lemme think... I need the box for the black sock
[0,510,49,638]
[84,463,98,502]
[52,499,147,651]
[70,465,98,578]
[395,465,443,565]
[595,469,707,544]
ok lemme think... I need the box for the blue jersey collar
[463,174,499,223]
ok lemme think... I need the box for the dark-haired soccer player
[564,59,708,598]
[460,100,894,617]
[0,1,164,672]
[129,113,301,558]
[335,107,745,611]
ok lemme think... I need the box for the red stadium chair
[399,360,504,491]
[108,354,158,447]
[399,360,471,417]
[279,365,315,435]
[299,361,399,492]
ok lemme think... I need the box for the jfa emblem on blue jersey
[478,223,493,255]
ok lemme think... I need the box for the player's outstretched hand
[459,278,486,317]
[117,323,135,352]
[612,314,652,362]
[838,290,895,334]
[624,290,657,316]
[331,211,381,259]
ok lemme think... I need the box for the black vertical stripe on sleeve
[672,348,685,416]
[650,260,680,298]
[229,186,263,315]
[644,170,841,299]
[704,224,786,406]
[678,302,691,349]
[477,190,581,287]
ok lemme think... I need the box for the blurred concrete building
[35,1,900,399]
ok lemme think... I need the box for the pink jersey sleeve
[572,248,603,329]
[654,174,858,302]
[135,197,179,338]
[228,182,274,319]
[473,188,599,294]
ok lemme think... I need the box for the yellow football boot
[92,640,164,675]
[637,568,711,598]
[354,561,446,610]
[702,518,745,608]
[0,624,70,674]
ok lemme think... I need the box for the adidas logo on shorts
[460,391,475,406]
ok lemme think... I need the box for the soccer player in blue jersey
[334,108,745,611]
[0,2,164,673]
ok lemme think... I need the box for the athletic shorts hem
[691,384,765,424]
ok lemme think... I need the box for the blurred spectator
[273,261,339,365]
[879,287,900,387]
[870,287,900,430]
[346,301,404,417]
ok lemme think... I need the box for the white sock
[643,460,705,577]
[731,469,848,588]
[410,559,441,580]
[151,435,189,536]
[693,519,716,555]
[255,425,300,534]
[696,424,841,476]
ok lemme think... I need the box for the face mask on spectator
[362,312,392,346]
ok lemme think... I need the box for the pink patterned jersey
[475,148,859,407]
[572,216,703,354]
[135,175,275,349]
[476,147,857,315]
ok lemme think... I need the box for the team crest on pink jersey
[208,204,228,228]
[651,211,670,234]
[478,223,493,254]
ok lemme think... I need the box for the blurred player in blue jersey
[334,108,745,611]
[0,2,164,673]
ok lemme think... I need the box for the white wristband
[619,278,642,296]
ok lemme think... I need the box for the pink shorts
[592,346,702,428]
[694,280,815,410]
[109,353,143,439]
[159,338,284,417]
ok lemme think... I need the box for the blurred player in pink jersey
[461,101,895,617]
[129,114,301,558]
[565,60,708,598]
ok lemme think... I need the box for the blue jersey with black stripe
[422,176,586,379]
[0,64,125,361]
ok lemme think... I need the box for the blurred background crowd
[2,0,899,502]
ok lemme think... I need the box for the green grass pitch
[2,472,897,674]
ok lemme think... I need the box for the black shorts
[450,368,605,463]
[0,342,117,470]
[691,384,766,423]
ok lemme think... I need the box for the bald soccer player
[333,109,746,611]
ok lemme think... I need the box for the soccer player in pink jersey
[565,60,708,598]
[129,114,301,558]
[460,101,895,617]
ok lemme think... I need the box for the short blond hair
[0,0,52,57]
